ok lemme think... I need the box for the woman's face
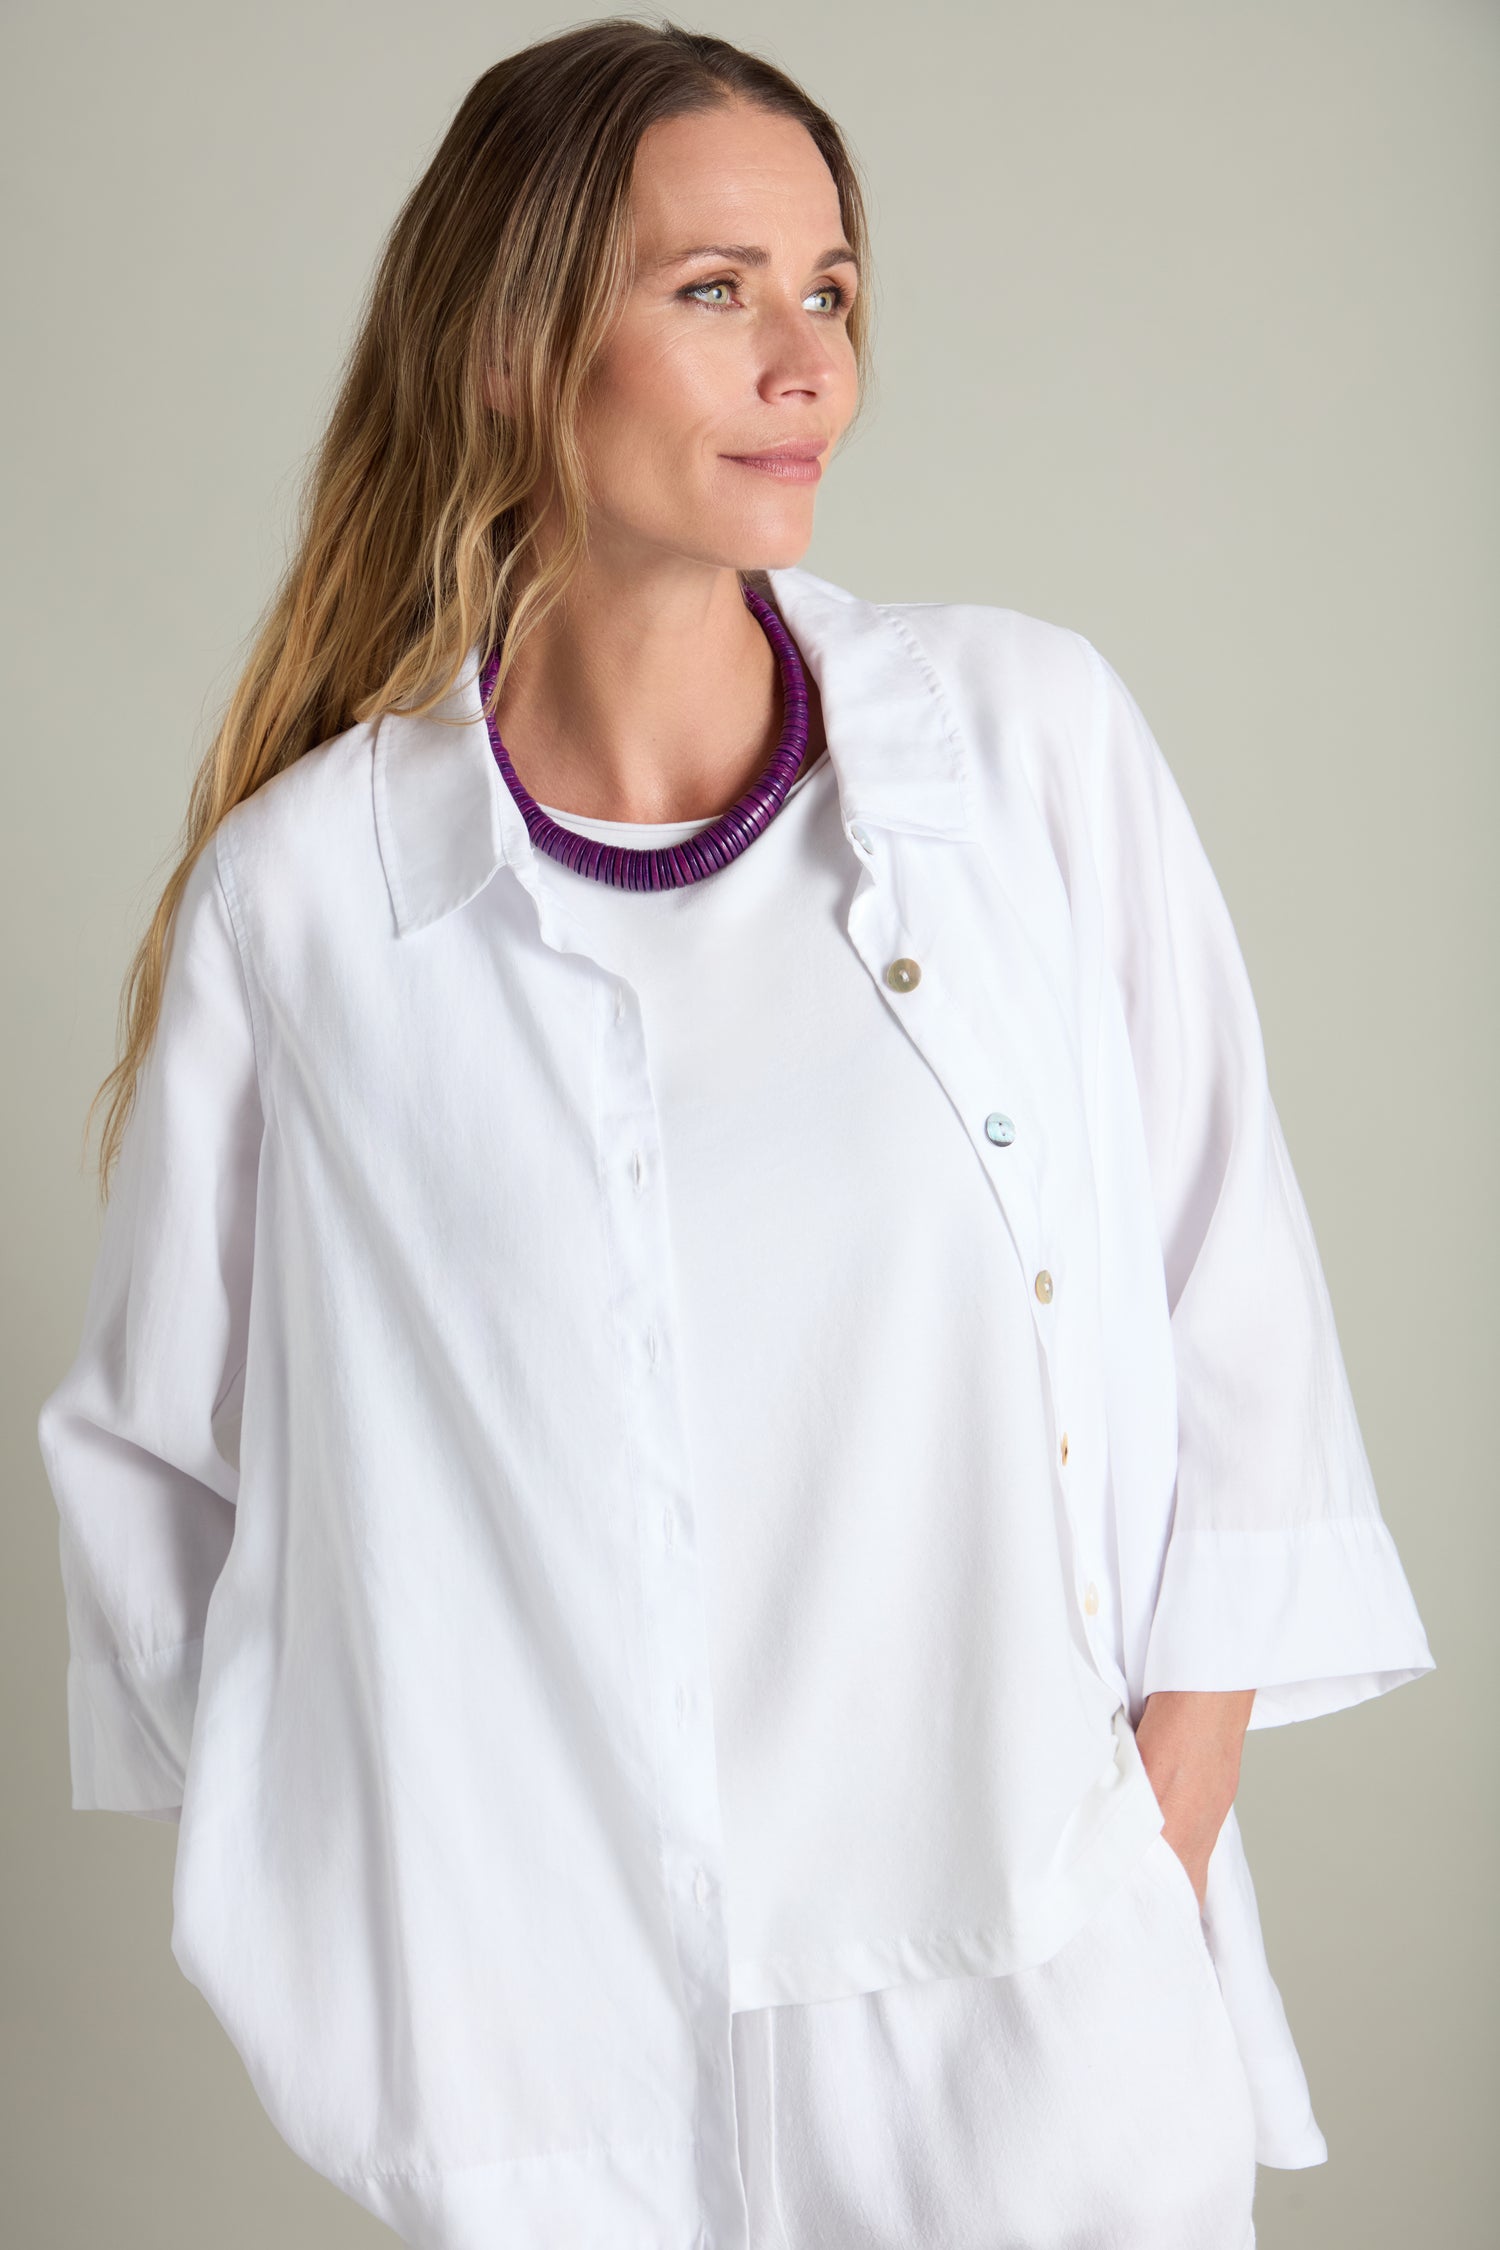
[566,100,861,575]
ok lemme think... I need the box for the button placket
[851,869,1101,1682]
[1033,1280,1076,1483]
[849,880,1050,1344]
[590,966,737,2168]
[484,940,736,2231]
[1028,1266,1071,1469]
[855,900,1115,1712]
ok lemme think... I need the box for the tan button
[1034,1269,1053,1303]
[883,957,921,992]
[1083,1581,1099,1616]
[1059,1431,1070,1467]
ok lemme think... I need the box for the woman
[37,19,1435,2250]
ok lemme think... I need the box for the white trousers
[729,1831,1258,2250]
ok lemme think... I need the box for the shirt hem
[726,1758,1165,2011]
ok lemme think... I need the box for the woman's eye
[680,279,850,313]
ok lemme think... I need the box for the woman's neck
[491,559,822,823]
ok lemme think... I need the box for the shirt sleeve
[36,830,262,1814]
[1073,633,1436,1727]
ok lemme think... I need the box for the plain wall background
[4,2,1493,2243]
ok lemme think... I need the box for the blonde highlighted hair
[88,13,875,1196]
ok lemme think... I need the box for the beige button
[1034,1269,1054,1303]
[1083,1581,1100,1616]
[884,957,922,992]
[1059,1431,1070,1467]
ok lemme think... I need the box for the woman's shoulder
[213,713,384,944]
[879,589,1097,716]
[220,713,375,844]
[770,563,1099,733]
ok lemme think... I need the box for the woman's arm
[1137,1687,1256,1906]
[1072,633,1435,1727]
[36,831,262,1818]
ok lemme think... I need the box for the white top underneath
[530,744,1163,2013]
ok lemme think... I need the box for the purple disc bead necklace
[477,579,810,892]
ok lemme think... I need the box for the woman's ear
[482,360,512,414]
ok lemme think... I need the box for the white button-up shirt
[37,564,1436,2248]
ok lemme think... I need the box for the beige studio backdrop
[4,2,1493,2245]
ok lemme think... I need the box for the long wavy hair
[87,13,875,1198]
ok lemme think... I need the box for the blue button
[984,1112,1015,1145]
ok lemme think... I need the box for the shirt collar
[372,562,976,936]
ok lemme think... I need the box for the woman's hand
[1135,1688,1256,1909]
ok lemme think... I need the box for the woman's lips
[723,452,823,481]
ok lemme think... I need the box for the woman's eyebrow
[653,241,860,274]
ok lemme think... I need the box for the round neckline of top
[531,742,831,845]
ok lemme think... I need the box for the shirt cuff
[1140,1515,1436,1726]
[65,1638,203,1813]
